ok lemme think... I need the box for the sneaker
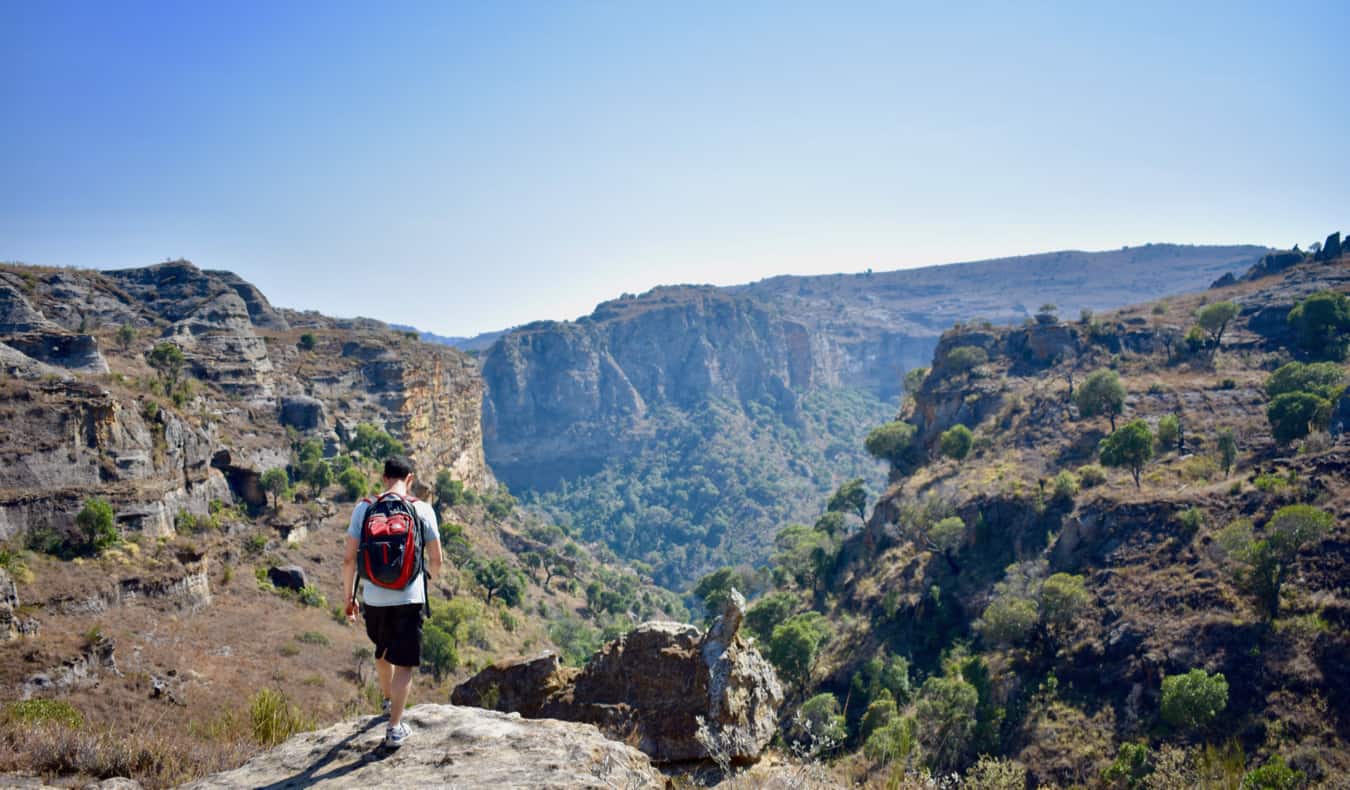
[381,698,391,718]
[384,722,410,748]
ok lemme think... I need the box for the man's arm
[426,537,443,584]
[342,535,360,621]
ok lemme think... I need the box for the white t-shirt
[347,494,440,607]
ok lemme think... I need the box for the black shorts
[363,603,424,667]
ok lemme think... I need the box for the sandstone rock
[1210,271,1238,288]
[279,394,327,431]
[181,704,663,789]
[0,284,55,333]
[268,565,308,591]
[455,592,783,764]
[204,269,290,330]
[4,332,109,373]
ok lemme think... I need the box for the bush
[914,674,979,770]
[859,689,898,740]
[1040,573,1090,632]
[260,468,291,510]
[77,497,118,555]
[1264,361,1345,400]
[964,755,1029,790]
[337,466,368,501]
[864,421,918,467]
[1160,669,1228,731]
[1241,754,1306,790]
[1051,470,1080,501]
[243,534,268,555]
[939,424,974,460]
[297,333,317,352]
[1175,508,1204,540]
[248,689,312,747]
[927,516,965,554]
[767,613,833,691]
[745,591,798,643]
[1157,414,1180,453]
[1218,429,1238,476]
[347,423,404,461]
[1287,289,1350,358]
[435,470,475,509]
[1266,391,1330,444]
[296,586,326,608]
[795,693,846,744]
[975,594,1038,646]
[944,345,988,374]
[1078,464,1107,488]
[3,699,83,728]
[295,631,329,646]
[863,715,918,766]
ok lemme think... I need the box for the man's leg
[375,657,394,701]
[389,664,414,726]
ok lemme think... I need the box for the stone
[180,704,663,789]
[455,592,783,764]
[1210,271,1238,288]
[278,395,327,431]
[267,565,308,591]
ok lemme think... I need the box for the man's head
[382,455,416,487]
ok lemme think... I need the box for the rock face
[279,394,327,431]
[454,592,784,764]
[182,704,664,789]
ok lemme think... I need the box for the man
[343,455,442,748]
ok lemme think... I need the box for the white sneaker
[384,722,410,748]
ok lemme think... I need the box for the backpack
[357,493,426,592]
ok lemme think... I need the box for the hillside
[719,248,1349,786]
[0,261,684,788]
[482,244,1267,587]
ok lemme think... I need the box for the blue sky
[4,1,1348,336]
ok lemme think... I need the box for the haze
[4,1,1347,336]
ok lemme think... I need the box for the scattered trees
[1160,668,1228,731]
[1099,419,1154,488]
[1266,392,1330,445]
[1077,370,1127,430]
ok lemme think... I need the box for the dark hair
[382,456,415,480]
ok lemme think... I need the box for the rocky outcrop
[279,394,327,431]
[267,565,308,591]
[454,593,783,764]
[182,704,664,789]
[0,567,39,643]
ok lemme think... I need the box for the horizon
[5,2,1348,336]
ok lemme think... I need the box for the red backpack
[357,493,426,591]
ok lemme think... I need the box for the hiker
[342,455,443,748]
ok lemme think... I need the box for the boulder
[454,589,783,764]
[279,395,327,431]
[180,704,662,789]
[1210,272,1238,289]
[267,565,308,591]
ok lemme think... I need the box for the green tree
[421,622,458,682]
[297,332,317,352]
[1241,755,1306,790]
[260,468,291,510]
[1196,301,1240,350]
[692,566,748,620]
[1266,391,1330,444]
[864,421,918,468]
[146,342,185,387]
[771,525,835,592]
[927,516,965,555]
[299,458,332,496]
[1221,506,1332,620]
[795,693,846,744]
[348,423,404,460]
[1077,369,1127,430]
[1217,429,1238,477]
[116,323,137,351]
[812,511,847,538]
[1040,573,1090,634]
[859,688,897,739]
[945,345,988,375]
[827,478,867,521]
[902,366,929,395]
[767,612,832,692]
[474,558,524,606]
[338,466,368,501]
[914,673,979,771]
[76,497,118,555]
[1099,419,1154,488]
[975,594,1039,646]
[939,424,974,460]
[1160,668,1228,731]
[1287,289,1350,359]
[435,470,473,510]
[1264,361,1345,400]
[745,591,798,643]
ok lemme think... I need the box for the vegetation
[1218,429,1238,477]
[1076,369,1127,430]
[76,497,118,555]
[1195,300,1240,350]
[1099,419,1154,488]
[944,345,988,374]
[864,421,918,467]
[1287,289,1350,359]
[1217,505,1332,620]
[146,341,185,386]
[1160,669,1228,731]
[766,612,832,692]
[826,478,868,521]
[939,424,974,460]
[260,468,291,510]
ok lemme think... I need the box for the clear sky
[4,1,1348,336]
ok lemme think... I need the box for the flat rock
[181,704,663,789]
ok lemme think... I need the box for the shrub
[1241,754,1306,790]
[964,755,1029,790]
[1287,289,1350,359]
[3,699,83,728]
[243,533,267,555]
[295,631,329,646]
[939,424,974,460]
[1266,392,1330,444]
[347,423,404,460]
[975,594,1038,646]
[1101,742,1152,788]
[116,323,137,350]
[1040,573,1090,632]
[1264,361,1345,400]
[864,421,918,467]
[795,693,846,744]
[745,591,798,643]
[1175,508,1204,540]
[944,345,988,374]
[914,674,979,770]
[1160,669,1228,731]
[767,613,833,691]
[927,516,965,554]
[1156,414,1180,453]
[146,342,185,385]
[435,470,475,509]
[296,586,326,608]
[337,466,368,501]
[858,688,897,740]
[248,689,312,747]
[297,333,317,352]
[1099,419,1154,488]
[826,478,868,521]
[77,497,119,555]
[1051,470,1080,501]
[1078,464,1107,488]
[863,715,918,766]
[1076,370,1127,430]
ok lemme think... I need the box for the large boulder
[279,395,327,431]
[454,589,783,764]
[267,565,308,591]
[181,704,662,789]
